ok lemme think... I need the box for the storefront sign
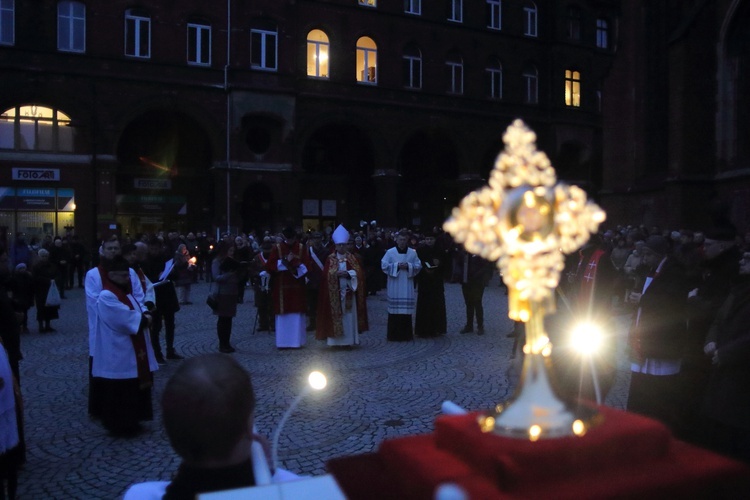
[16,188,56,210]
[12,168,60,181]
[116,194,187,214]
[57,188,76,211]
[134,178,171,190]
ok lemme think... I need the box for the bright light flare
[188,256,197,266]
[570,322,604,356]
[308,371,327,390]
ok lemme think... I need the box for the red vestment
[315,252,369,340]
[265,241,310,315]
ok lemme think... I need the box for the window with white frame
[307,29,330,78]
[565,69,581,107]
[485,58,502,99]
[486,0,501,30]
[446,53,463,94]
[402,44,422,89]
[523,64,538,104]
[405,0,420,15]
[356,36,377,84]
[187,21,211,66]
[596,18,608,48]
[57,1,85,52]
[125,8,150,58]
[250,22,278,71]
[448,0,463,23]
[0,105,74,152]
[567,5,581,40]
[523,1,537,37]
[0,0,13,46]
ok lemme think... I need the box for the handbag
[45,280,62,307]
[206,282,219,311]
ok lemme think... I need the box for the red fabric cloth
[315,252,368,340]
[329,406,750,499]
[265,241,310,315]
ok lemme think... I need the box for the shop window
[448,0,462,23]
[187,21,211,66]
[125,8,150,58]
[565,69,581,107]
[485,58,502,99]
[524,1,537,37]
[402,44,422,89]
[0,0,13,46]
[307,29,329,78]
[0,105,74,152]
[596,18,608,49]
[446,53,463,94]
[523,64,538,104]
[251,21,278,71]
[358,0,376,6]
[486,0,502,30]
[58,1,85,53]
[356,36,377,84]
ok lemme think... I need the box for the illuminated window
[356,36,377,84]
[402,44,422,89]
[405,0,420,15]
[567,6,581,40]
[448,0,462,23]
[58,1,85,52]
[187,21,211,66]
[0,105,74,152]
[307,29,329,78]
[125,8,150,58]
[596,18,608,48]
[565,69,581,107]
[485,58,502,99]
[0,0,13,46]
[251,21,278,71]
[358,0,376,7]
[524,2,537,37]
[486,0,501,30]
[446,53,463,94]
[523,64,538,104]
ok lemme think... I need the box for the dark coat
[630,258,690,360]
[211,257,239,318]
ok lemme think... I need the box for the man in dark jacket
[626,235,690,432]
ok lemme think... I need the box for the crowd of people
[2,219,750,497]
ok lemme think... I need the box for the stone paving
[13,276,632,499]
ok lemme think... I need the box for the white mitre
[332,225,350,245]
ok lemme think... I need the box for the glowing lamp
[570,322,604,356]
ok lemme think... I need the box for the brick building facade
[1,0,617,246]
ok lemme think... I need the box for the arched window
[446,52,463,94]
[522,64,538,104]
[402,44,422,89]
[565,69,581,107]
[125,8,150,58]
[356,36,377,84]
[58,1,85,52]
[307,29,330,78]
[485,58,502,99]
[523,1,537,37]
[0,105,74,152]
[250,20,278,71]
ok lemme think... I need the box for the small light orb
[572,419,586,436]
[529,424,542,441]
[479,416,496,433]
[308,371,327,390]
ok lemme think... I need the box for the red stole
[578,248,605,309]
[135,266,148,294]
[102,280,152,389]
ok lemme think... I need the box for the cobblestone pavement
[13,277,632,499]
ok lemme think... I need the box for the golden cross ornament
[444,119,605,439]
